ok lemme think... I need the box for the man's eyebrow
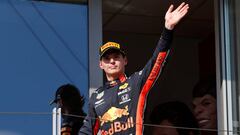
[201,97,212,103]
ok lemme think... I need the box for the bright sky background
[0,0,88,134]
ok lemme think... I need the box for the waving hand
[165,2,189,30]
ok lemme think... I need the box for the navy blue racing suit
[79,28,173,135]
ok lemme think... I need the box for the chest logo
[120,94,131,104]
[99,105,129,126]
[119,83,128,90]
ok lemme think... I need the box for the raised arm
[148,2,189,67]
[138,2,189,88]
[135,3,189,134]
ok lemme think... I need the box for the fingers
[179,4,189,16]
[179,4,189,13]
[172,2,189,18]
[167,2,189,14]
[175,2,186,12]
[166,4,174,14]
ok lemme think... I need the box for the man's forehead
[193,94,215,104]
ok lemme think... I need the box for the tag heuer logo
[119,83,128,90]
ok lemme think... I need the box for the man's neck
[106,75,118,81]
[106,73,122,81]
[106,73,126,82]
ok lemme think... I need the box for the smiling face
[99,50,127,81]
[192,94,217,129]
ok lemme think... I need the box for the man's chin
[108,71,121,75]
[200,124,216,130]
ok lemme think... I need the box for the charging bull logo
[99,105,129,126]
[99,105,134,135]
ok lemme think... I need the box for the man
[192,78,217,135]
[51,84,86,135]
[79,2,189,135]
[150,101,199,135]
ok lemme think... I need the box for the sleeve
[61,117,73,135]
[135,28,173,135]
[78,94,99,135]
[137,27,173,89]
[61,125,72,135]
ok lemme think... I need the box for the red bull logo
[99,106,129,126]
[99,117,134,135]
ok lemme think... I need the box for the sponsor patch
[118,87,131,95]
[100,42,120,52]
[99,106,129,126]
[119,83,128,90]
[95,99,105,108]
[139,70,143,75]
[120,94,131,104]
[99,117,134,135]
[96,91,104,99]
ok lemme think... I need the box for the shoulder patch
[139,70,143,75]
[96,91,104,99]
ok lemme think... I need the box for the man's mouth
[109,66,117,69]
[198,119,209,127]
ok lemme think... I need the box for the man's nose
[110,58,115,63]
[194,106,204,115]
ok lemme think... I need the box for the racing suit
[79,28,173,135]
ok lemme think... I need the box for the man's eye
[202,101,211,106]
[103,56,110,60]
[114,55,120,59]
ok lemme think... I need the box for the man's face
[99,51,127,80]
[192,94,217,129]
[152,120,179,135]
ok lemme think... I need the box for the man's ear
[99,61,103,69]
[124,57,128,66]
